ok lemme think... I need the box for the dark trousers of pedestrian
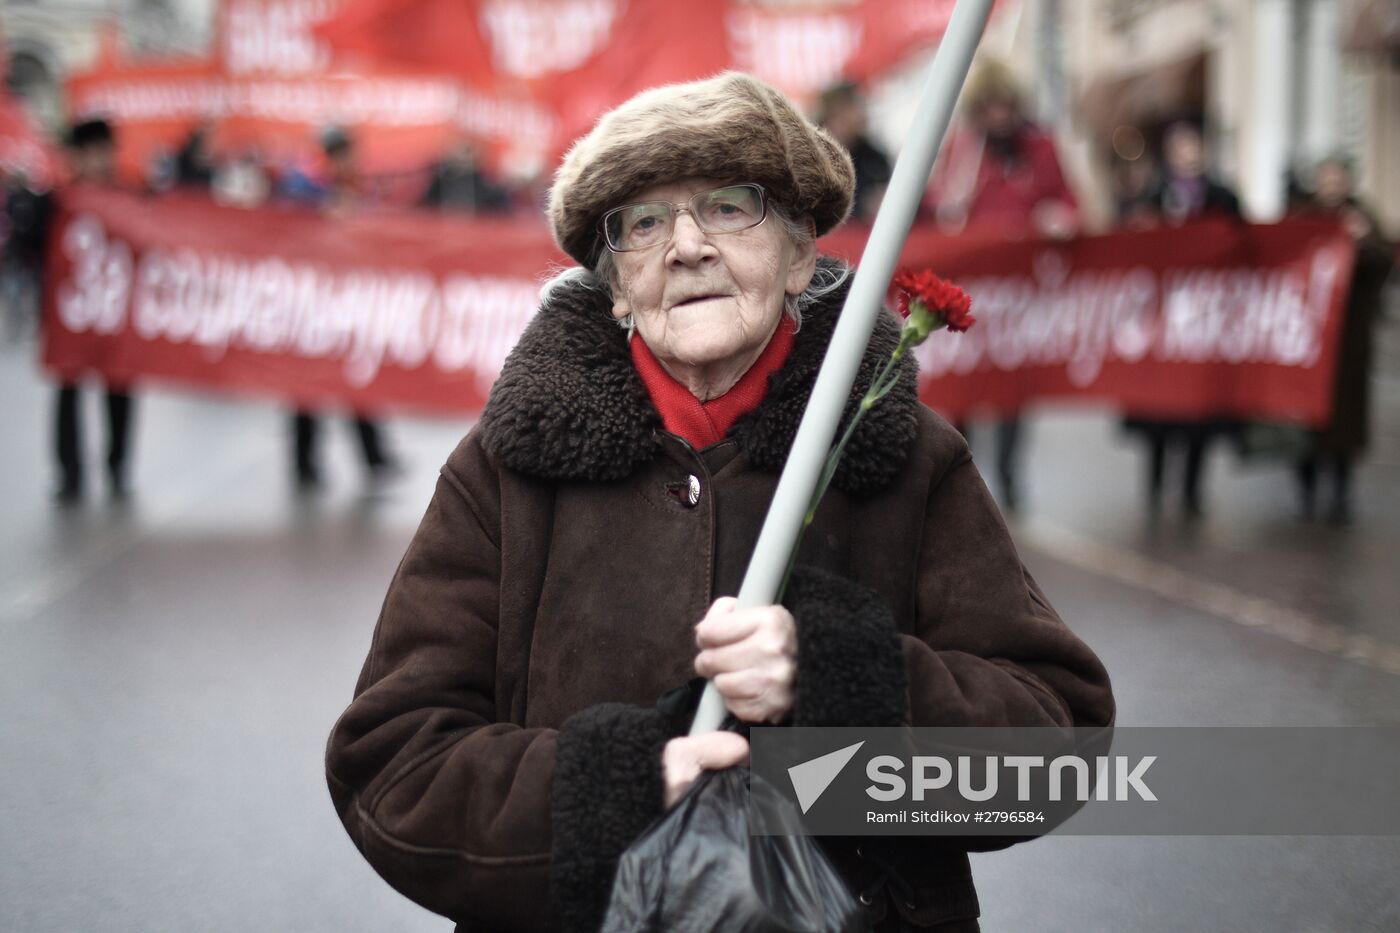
[55,381,134,500]
[292,409,392,487]
[1142,424,1211,517]
[1296,452,1352,524]
[954,417,1022,511]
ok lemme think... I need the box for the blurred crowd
[144,124,524,217]
[3,57,1394,522]
[818,61,1395,526]
[2,116,529,502]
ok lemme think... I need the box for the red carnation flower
[783,264,974,599]
[893,269,975,333]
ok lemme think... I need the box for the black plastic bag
[600,766,865,933]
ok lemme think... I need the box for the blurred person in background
[212,149,271,208]
[2,169,53,342]
[51,118,136,503]
[924,58,1079,238]
[318,126,365,216]
[173,124,215,190]
[1122,119,1242,519]
[923,59,1080,512]
[1289,156,1395,524]
[1112,149,1163,231]
[280,127,399,490]
[1116,190,1163,231]
[145,146,177,194]
[815,80,891,223]
[420,136,512,213]
[1150,119,1240,223]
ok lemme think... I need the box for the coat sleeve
[325,435,670,933]
[783,424,1113,732]
[902,444,1114,730]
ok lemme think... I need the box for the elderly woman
[327,73,1114,933]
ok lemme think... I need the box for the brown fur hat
[549,71,856,269]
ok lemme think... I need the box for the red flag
[532,1,726,146]
[313,0,498,84]
[312,1,999,153]
[313,0,627,95]
[845,0,966,83]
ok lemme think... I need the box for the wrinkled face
[608,177,816,374]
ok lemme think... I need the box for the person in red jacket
[923,60,1079,511]
[924,60,1079,239]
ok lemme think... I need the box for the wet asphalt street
[2,317,1398,932]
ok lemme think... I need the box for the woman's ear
[611,291,631,322]
[602,261,631,322]
[785,218,819,296]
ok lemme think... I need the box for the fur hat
[549,72,856,269]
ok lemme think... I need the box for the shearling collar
[478,258,919,496]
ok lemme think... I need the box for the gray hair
[538,202,850,332]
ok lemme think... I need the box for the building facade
[1056,0,1399,229]
[3,0,214,130]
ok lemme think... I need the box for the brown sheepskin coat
[326,260,1115,932]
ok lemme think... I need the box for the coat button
[664,475,702,507]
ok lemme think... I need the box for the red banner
[316,0,973,99]
[218,0,342,76]
[315,0,983,143]
[68,1,991,187]
[67,63,556,182]
[43,187,564,413]
[43,188,1355,425]
[822,221,1357,423]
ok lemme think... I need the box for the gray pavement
[2,316,1398,932]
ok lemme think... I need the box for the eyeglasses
[601,183,768,253]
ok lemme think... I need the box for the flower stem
[775,334,912,600]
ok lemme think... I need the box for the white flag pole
[691,0,996,736]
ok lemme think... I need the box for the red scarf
[631,316,796,449]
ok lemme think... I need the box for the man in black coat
[815,81,892,224]
[50,118,136,503]
[1125,120,1243,518]
[1290,156,1395,523]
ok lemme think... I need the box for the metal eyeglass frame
[599,183,769,253]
